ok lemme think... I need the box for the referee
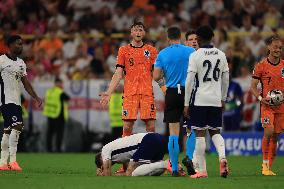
[153,27,195,176]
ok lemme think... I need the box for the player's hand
[261,97,270,106]
[99,92,111,108]
[96,168,103,176]
[35,97,43,108]
[183,106,190,118]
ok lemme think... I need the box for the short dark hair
[265,35,281,45]
[95,152,103,168]
[130,22,146,30]
[6,35,22,47]
[185,30,196,40]
[196,25,214,41]
[167,27,181,40]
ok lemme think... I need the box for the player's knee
[3,130,11,135]
[264,128,274,137]
[209,129,220,137]
[13,124,23,132]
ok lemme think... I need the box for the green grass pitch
[0,153,284,189]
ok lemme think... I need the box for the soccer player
[185,30,199,50]
[95,133,183,176]
[100,22,158,137]
[182,29,199,174]
[0,35,42,171]
[250,35,284,176]
[184,26,230,178]
[153,27,195,176]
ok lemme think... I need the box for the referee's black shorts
[164,87,185,123]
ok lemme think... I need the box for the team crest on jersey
[144,50,150,58]
[263,117,270,125]
[123,110,128,117]
[281,68,284,77]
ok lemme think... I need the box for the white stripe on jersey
[188,47,229,107]
[101,133,147,163]
[0,54,27,106]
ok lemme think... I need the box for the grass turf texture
[0,153,283,189]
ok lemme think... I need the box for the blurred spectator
[38,30,63,58]
[264,5,281,29]
[246,33,265,58]
[214,28,229,52]
[106,45,118,74]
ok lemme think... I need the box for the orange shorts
[122,94,156,120]
[261,110,284,133]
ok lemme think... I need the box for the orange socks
[268,138,277,168]
[262,137,269,162]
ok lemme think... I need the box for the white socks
[9,129,21,162]
[212,134,226,161]
[195,137,206,173]
[0,134,10,165]
[132,161,167,176]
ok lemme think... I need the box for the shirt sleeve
[222,55,229,73]
[154,53,163,70]
[0,56,4,71]
[150,47,158,66]
[252,62,262,79]
[116,46,125,68]
[22,61,27,77]
[188,53,197,73]
[101,145,112,161]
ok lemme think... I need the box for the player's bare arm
[21,76,42,107]
[100,67,123,108]
[250,78,269,105]
[102,160,112,176]
[184,70,196,118]
[153,68,166,94]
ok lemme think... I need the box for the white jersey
[0,54,27,106]
[188,47,229,107]
[101,133,147,163]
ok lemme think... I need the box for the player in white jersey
[0,35,42,171]
[184,26,230,178]
[95,133,185,176]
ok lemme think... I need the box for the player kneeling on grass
[95,133,185,176]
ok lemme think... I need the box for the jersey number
[203,59,220,82]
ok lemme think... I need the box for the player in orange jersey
[100,22,158,137]
[251,35,284,176]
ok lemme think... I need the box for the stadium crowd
[1,0,284,83]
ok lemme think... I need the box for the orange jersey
[116,43,158,97]
[252,58,284,113]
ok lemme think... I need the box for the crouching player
[95,133,185,176]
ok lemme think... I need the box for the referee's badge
[144,50,150,58]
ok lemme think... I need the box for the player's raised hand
[183,106,190,118]
[99,92,111,107]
